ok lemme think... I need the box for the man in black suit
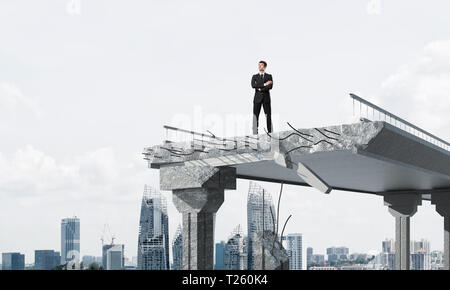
[251,60,273,135]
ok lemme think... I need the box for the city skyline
[1,1,450,265]
[1,217,444,270]
[0,181,446,265]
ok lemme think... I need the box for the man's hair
[259,60,267,68]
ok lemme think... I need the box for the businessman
[251,60,273,135]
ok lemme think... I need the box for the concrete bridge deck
[143,120,450,270]
[144,120,450,196]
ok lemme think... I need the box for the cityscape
[1,0,450,278]
[1,181,445,270]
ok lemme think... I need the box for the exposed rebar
[280,215,292,245]
[314,128,339,141]
[323,128,341,136]
[285,145,313,154]
[264,128,313,142]
[286,122,314,138]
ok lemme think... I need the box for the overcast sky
[1,0,450,264]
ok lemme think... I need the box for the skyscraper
[215,241,226,270]
[411,239,431,270]
[137,185,169,270]
[34,250,60,270]
[224,225,247,270]
[379,238,395,270]
[430,250,444,270]
[172,225,183,270]
[106,244,125,270]
[411,239,430,254]
[102,244,114,268]
[61,217,80,265]
[54,251,61,267]
[382,239,395,253]
[286,234,303,270]
[247,181,275,270]
[311,254,325,265]
[306,247,313,265]
[411,250,426,270]
[326,247,349,263]
[1,253,25,270]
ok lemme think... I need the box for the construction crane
[100,223,116,246]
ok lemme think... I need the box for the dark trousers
[252,101,272,135]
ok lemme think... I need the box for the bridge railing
[161,125,259,151]
[350,93,449,152]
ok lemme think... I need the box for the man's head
[258,61,267,72]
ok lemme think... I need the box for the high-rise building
[106,244,124,270]
[247,181,275,270]
[311,254,325,265]
[131,256,138,267]
[377,252,395,270]
[224,225,247,270]
[430,250,444,270]
[2,253,25,270]
[286,234,303,270]
[61,217,80,265]
[102,244,114,268]
[411,250,426,270]
[54,251,61,267]
[378,238,395,269]
[326,247,349,263]
[137,185,169,270]
[349,253,368,261]
[172,225,183,270]
[382,239,395,254]
[411,239,430,254]
[410,239,431,270]
[34,250,60,270]
[215,241,226,270]
[306,247,313,265]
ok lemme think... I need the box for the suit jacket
[251,73,273,103]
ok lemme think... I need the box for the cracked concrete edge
[251,230,289,270]
[274,121,384,158]
[145,121,386,167]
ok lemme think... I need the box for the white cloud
[77,147,119,185]
[0,145,147,199]
[0,81,42,117]
[376,39,450,141]
[0,145,153,261]
[0,145,74,196]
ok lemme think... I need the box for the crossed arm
[251,75,273,92]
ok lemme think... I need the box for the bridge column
[160,165,236,270]
[431,193,450,270]
[383,194,422,270]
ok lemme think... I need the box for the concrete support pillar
[384,194,422,270]
[173,187,223,270]
[431,193,450,270]
[160,165,236,270]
